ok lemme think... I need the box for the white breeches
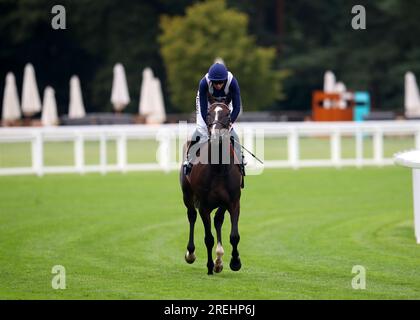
[195,90,232,139]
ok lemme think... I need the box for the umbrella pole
[23,115,32,126]
[114,104,123,115]
[413,169,420,244]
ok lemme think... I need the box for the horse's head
[207,103,231,140]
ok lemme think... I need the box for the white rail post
[157,129,170,172]
[178,121,189,165]
[414,169,420,243]
[288,127,299,169]
[100,132,107,175]
[248,128,265,175]
[31,131,44,177]
[117,132,127,173]
[244,127,255,167]
[373,128,384,165]
[416,131,420,149]
[170,131,178,169]
[331,129,341,167]
[355,128,363,168]
[74,133,85,174]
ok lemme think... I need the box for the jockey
[183,62,245,177]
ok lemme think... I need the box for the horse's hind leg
[199,207,214,275]
[183,192,197,264]
[213,207,226,273]
[228,201,241,271]
[185,207,197,264]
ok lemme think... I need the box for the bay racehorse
[180,102,242,275]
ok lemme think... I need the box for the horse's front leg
[199,206,214,275]
[229,201,241,271]
[185,206,197,264]
[213,207,226,273]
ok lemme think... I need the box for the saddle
[184,136,245,188]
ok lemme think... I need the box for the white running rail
[0,121,419,176]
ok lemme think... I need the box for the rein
[208,119,230,128]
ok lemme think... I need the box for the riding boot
[183,140,195,175]
[183,133,201,175]
[240,155,246,176]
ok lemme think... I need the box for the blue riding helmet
[208,63,228,81]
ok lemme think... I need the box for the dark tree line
[0,0,194,115]
[1,0,419,116]
[234,0,420,112]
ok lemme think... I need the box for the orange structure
[312,91,355,121]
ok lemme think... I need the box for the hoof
[230,257,242,271]
[185,251,196,264]
[214,244,224,273]
[213,262,223,273]
[207,261,214,275]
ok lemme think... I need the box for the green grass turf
[0,167,419,299]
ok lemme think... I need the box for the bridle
[207,103,231,132]
[208,119,230,129]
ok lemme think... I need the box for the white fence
[0,121,420,176]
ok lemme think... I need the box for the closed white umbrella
[21,63,42,116]
[41,86,58,126]
[69,75,86,119]
[139,68,166,124]
[111,63,130,112]
[2,72,21,122]
[323,70,336,109]
[147,77,166,124]
[139,67,155,117]
[404,72,420,118]
[334,81,347,109]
